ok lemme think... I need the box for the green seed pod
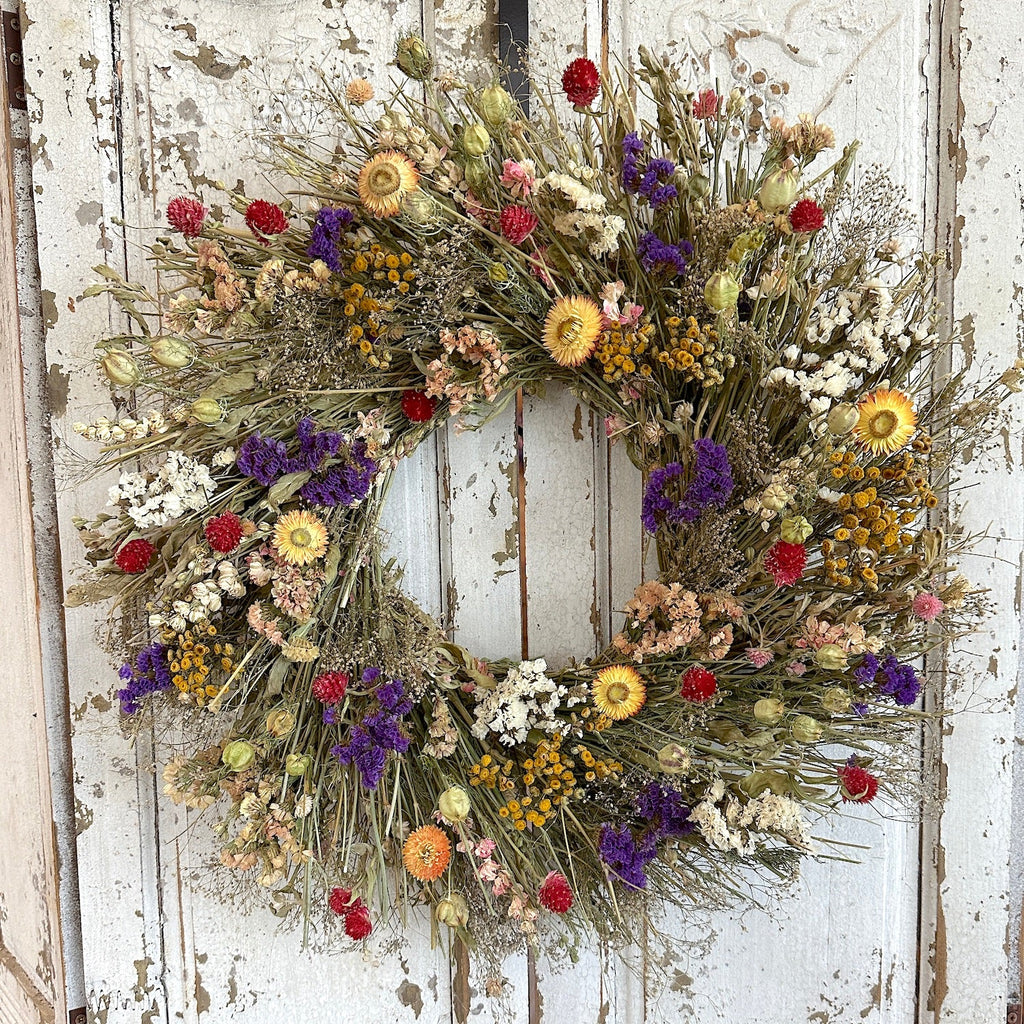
[191,398,224,424]
[221,740,256,772]
[149,337,195,369]
[462,123,492,157]
[791,714,824,744]
[753,697,785,725]
[704,271,740,311]
[435,893,470,929]
[814,643,848,671]
[780,515,813,544]
[479,83,514,127]
[826,403,859,435]
[821,687,852,714]
[395,35,433,80]
[758,168,801,213]
[657,742,692,774]
[285,753,311,777]
[265,709,295,738]
[100,350,140,386]
[438,786,470,824]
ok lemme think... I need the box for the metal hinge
[1007,1003,1021,1024]
[2,10,26,110]
[68,1007,87,1024]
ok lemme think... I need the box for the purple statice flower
[637,232,693,277]
[642,440,734,534]
[636,782,694,840]
[362,666,382,685]
[598,824,657,889]
[854,652,920,707]
[116,642,171,715]
[621,132,645,193]
[638,157,678,209]
[852,702,869,716]
[237,432,296,486]
[299,441,377,507]
[237,419,378,508]
[672,439,734,523]
[641,462,684,534]
[333,671,413,789]
[306,206,354,273]
[323,705,338,725]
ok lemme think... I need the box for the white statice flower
[211,446,237,468]
[741,793,812,849]
[216,561,246,598]
[690,795,754,855]
[471,658,586,746]
[691,784,812,856]
[109,450,215,528]
[539,170,607,212]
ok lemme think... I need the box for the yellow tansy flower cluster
[651,316,735,386]
[594,319,656,382]
[164,624,235,704]
[339,245,417,367]
[825,444,937,589]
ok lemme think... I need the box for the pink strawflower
[746,648,774,668]
[912,592,945,622]
[500,158,536,198]
[692,89,720,119]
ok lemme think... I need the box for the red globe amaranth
[680,666,717,703]
[837,763,879,804]
[245,199,289,240]
[538,871,574,914]
[561,58,601,107]
[401,389,437,423]
[167,196,207,238]
[789,198,825,233]
[115,538,156,574]
[204,511,243,553]
[328,887,354,916]
[312,671,350,704]
[764,540,807,587]
[344,904,373,940]
[499,204,538,245]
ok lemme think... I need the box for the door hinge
[2,10,26,110]
[1007,1003,1021,1024]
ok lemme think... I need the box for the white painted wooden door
[21,0,1022,1021]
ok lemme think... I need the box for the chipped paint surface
[16,1,1023,1022]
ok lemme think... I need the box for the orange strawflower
[402,824,451,881]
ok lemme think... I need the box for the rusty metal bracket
[1008,1003,1021,1024]
[68,1007,86,1024]
[1,10,25,110]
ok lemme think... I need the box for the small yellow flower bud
[191,398,224,424]
[265,709,296,738]
[704,271,740,311]
[479,84,514,127]
[826,403,859,435]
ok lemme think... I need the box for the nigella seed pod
[462,123,492,157]
[704,271,740,311]
[149,336,195,369]
[435,893,470,929]
[402,190,438,225]
[753,697,785,725]
[821,687,852,714]
[826,403,859,435]
[758,168,801,212]
[285,753,311,777]
[780,515,813,544]
[479,84,514,127]
[814,643,848,671]
[438,786,470,824]
[265,709,296,738]
[191,398,224,424]
[395,35,433,80]
[463,155,490,190]
[791,714,824,743]
[222,740,256,771]
[101,350,140,386]
[657,742,692,774]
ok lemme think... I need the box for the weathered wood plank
[927,0,1024,1017]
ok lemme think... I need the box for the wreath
[72,38,1020,958]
